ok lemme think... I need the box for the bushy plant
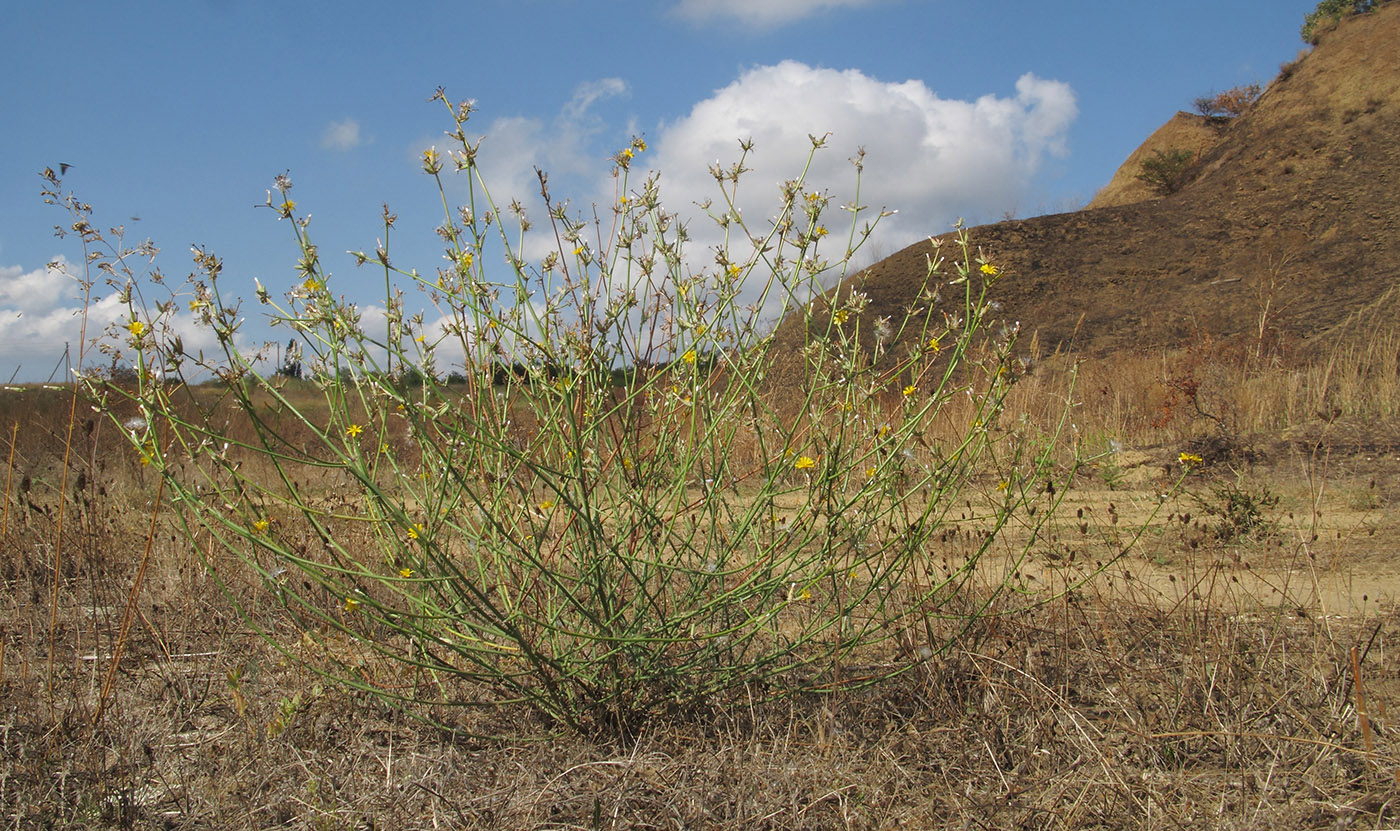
[1195,477,1280,542]
[57,93,1115,736]
[1301,0,1379,43]
[1136,148,1195,196]
[1193,83,1262,119]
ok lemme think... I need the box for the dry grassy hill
[772,2,1400,372]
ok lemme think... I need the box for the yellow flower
[794,456,816,470]
[279,199,297,217]
[927,336,941,353]
[302,277,322,292]
[726,264,742,279]
[407,523,424,540]
[683,349,697,365]
[799,587,812,601]
[997,480,1010,492]
[421,146,442,174]
[1178,452,1204,469]
[398,568,414,579]
[980,262,999,277]
[832,309,849,325]
[632,138,647,152]
[253,518,270,533]
[538,500,554,512]
[343,597,360,613]
[813,226,829,237]
[125,319,146,338]
[345,424,363,438]
[903,385,916,397]
[864,466,877,478]
[188,299,208,312]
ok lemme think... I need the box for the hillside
[772,3,1400,373]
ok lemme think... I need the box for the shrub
[1193,83,1262,119]
[1136,148,1195,196]
[1195,478,1280,542]
[53,94,1146,737]
[1301,0,1378,44]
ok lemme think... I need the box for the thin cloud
[673,0,882,28]
[321,117,364,151]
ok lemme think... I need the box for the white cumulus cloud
[321,117,364,151]
[674,0,882,28]
[0,256,227,383]
[641,62,1076,300]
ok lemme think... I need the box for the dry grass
[3,332,1399,829]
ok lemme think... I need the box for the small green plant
[50,92,1173,738]
[1301,0,1378,43]
[1135,148,1195,196]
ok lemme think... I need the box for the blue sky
[1,0,1308,382]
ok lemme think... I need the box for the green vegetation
[1302,0,1379,43]
[1135,147,1195,196]
[50,93,1130,736]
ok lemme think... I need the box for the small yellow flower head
[188,299,208,312]
[538,500,555,512]
[798,587,813,601]
[407,523,424,540]
[832,309,849,326]
[343,597,360,613]
[794,455,816,470]
[864,466,877,478]
[903,384,917,397]
[278,199,297,218]
[421,146,442,175]
[253,518,270,534]
[345,424,363,438]
[398,567,414,579]
[996,480,1010,492]
[631,137,647,152]
[814,226,829,238]
[726,263,742,279]
[1178,452,1204,469]
[125,319,147,338]
[683,349,697,365]
[927,336,942,353]
[302,277,322,292]
[980,262,999,277]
